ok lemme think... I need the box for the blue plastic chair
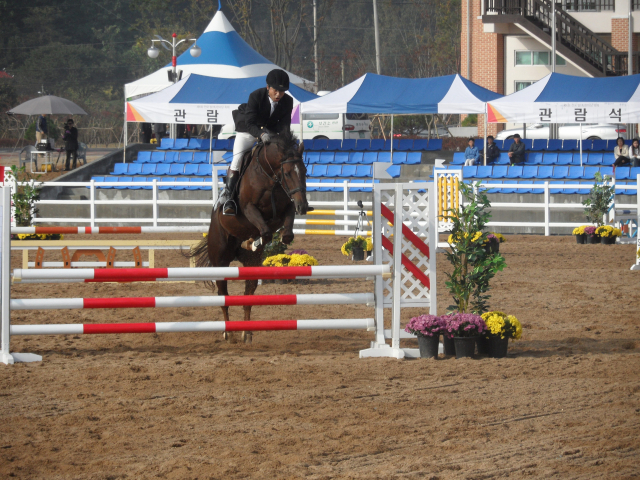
[505,166,524,179]
[184,164,199,176]
[193,152,208,164]
[521,166,539,179]
[341,139,356,151]
[554,153,572,165]
[355,165,372,177]
[312,139,328,150]
[551,166,569,179]
[311,165,328,177]
[173,139,189,150]
[214,139,229,150]
[547,139,562,151]
[605,139,617,150]
[591,139,607,151]
[326,165,342,177]
[110,163,128,175]
[537,165,554,179]
[412,139,428,150]
[137,151,152,163]
[341,165,357,177]
[185,178,204,191]
[90,176,105,188]
[386,165,401,178]
[496,153,510,165]
[452,152,465,165]
[129,164,143,175]
[515,180,533,194]
[354,139,370,151]
[130,177,148,190]
[198,139,211,151]
[362,152,378,164]
[369,139,384,151]
[305,152,321,164]
[319,152,335,163]
[462,166,478,178]
[382,139,392,151]
[376,152,390,163]
[530,181,546,194]
[177,152,193,163]
[476,166,492,178]
[115,177,133,190]
[586,153,603,165]
[157,177,174,190]
[396,139,413,151]
[566,166,584,179]
[599,166,614,177]
[549,180,565,194]
[532,139,547,151]
[406,152,421,165]
[579,140,592,152]
[502,139,514,151]
[334,152,349,164]
[493,139,504,149]
[392,152,408,164]
[157,138,174,150]
[347,152,364,164]
[327,139,342,151]
[582,166,599,179]
[490,166,508,178]
[475,139,484,151]
[615,167,631,180]
[227,138,235,150]
[142,164,157,175]
[625,139,633,146]
[197,164,213,176]
[426,139,443,151]
[523,139,533,150]
[164,152,179,163]
[561,140,578,151]
[150,152,165,163]
[528,153,544,165]
[602,153,615,166]
[483,180,503,194]
[498,179,518,194]
[629,167,640,181]
[154,164,171,175]
[169,164,185,175]
[187,138,202,150]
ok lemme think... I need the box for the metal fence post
[90,179,95,227]
[544,181,550,236]
[152,179,158,227]
[343,181,349,231]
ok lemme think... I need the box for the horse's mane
[273,129,299,158]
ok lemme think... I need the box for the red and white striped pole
[10,318,376,335]
[10,293,374,310]
[12,226,208,235]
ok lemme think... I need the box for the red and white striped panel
[10,318,376,335]
[12,265,389,283]
[10,293,374,310]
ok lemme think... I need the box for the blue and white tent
[488,73,640,124]
[124,10,312,100]
[300,73,502,115]
[127,74,317,125]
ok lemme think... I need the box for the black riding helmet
[266,69,290,91]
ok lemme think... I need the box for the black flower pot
[352,247,365,261]
[417,335,440,359]
[453,337,476,359]
[442,335,455,356]
[476,336,491,355]
[489,336,509,358]
[600,236,616,245]
[575,234,585,244]
[586,234,600,244]
[484,242,499,254]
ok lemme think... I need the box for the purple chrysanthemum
[404,315,447,337]
[443,313,487,338]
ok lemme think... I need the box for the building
[462,0,640,133]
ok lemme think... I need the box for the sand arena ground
[0,234,638,479]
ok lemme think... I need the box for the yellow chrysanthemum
[365,238,373,251]
[288,254,318,266]
[596,225,614,238]
[471,231,483,243]
[481,311,521,340]
[612,228,622,237]
[572,226,587,236]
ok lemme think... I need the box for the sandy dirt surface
[1,234,639,479]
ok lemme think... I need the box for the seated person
[464,138,481,166]
[484,135,500,164]
[613,136,630,167]
[629,138,640,167]
[507,134,525,165]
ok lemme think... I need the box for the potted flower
[572,226,587,244]
[481,311,523,358]
[263,252,319,283]
[490,232,506,244]
[444,313,487,359]
[596,225,621,245]
[341,236,368,261]
[485,233,500,253]
[584,226,599,244]
[404,315,446,359]
[365,237,373,257]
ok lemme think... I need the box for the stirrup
[223,199,237,216]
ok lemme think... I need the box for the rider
[220,69,294,216]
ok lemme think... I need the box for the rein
[256,144,304,217]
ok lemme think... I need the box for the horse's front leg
[241,279,259,344]
[243,203,273,245]
[280,202,296,245]
[216,280,236,343]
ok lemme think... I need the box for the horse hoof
[242,331,253,344]
[223,331,229,341]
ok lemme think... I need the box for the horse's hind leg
[241,279,259,344]
[215,280,236,343]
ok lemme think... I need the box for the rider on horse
[220,69,294,216]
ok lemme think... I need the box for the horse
[188,131,309,343]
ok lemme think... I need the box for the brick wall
[461,0,504,136]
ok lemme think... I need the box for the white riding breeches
[230,132,256,171]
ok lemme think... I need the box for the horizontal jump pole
[306,209,372,216]
[12,265,390,283]
[12,226,208,235]
[11,293,374,310]
[10,318,376,335]
[292,229,371,236]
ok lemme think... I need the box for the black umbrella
[7,95,88,115]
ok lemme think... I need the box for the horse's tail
[182,237,211,268]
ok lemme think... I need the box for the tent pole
[579,123,583,167]
[390,115,394,163]
[484,103,488,166]
[123,117,127,163]
[209,125,213,164]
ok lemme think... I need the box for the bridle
[257,144,305,199]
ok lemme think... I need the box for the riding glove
[260,132,271,144]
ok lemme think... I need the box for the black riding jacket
[233,87,293,139]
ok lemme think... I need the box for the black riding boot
[223,170,240,216]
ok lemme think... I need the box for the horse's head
[272,132,309,215]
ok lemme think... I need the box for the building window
[633,0,640,10]
[515,51,532,65]
[515,81,533,91]
[516,51,567,66]
[563,0,614,11]
[533,51,550,65]
[556,55,566,66]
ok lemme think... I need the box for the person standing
[507,134,525,165]
[62,118,78,171]
[154,123,165,145]
[141,123,152,143]
[35,114,48,145]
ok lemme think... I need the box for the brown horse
[189,131,309,343]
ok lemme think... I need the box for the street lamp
[147,33,201,83]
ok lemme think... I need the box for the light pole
[147,33,201,138]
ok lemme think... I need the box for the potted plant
[341,236,368,261]
[572,226,587,244]
[262,252,318,283]
[582,172,614,236]
[584,226,599,244]
[444,313,487,359]
[365,237,373,257]
[404,315,446,359]
[481,311,523,358]
[596,225,621,245]
[485,233,500,253]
